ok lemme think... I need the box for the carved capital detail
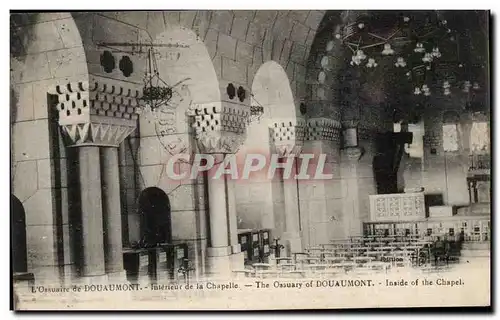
[343,146,364,162]
[269,118,306,156]
[48,76,142,147]
[188,102,248,154]
[60,123,136,147]
[274,143,303,157]
[305,117,342,142]
[196,131,246,154]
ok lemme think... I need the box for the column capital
[49,76,142,147]
[305,117,342,142]
[188,102,248,154]
[269,118,306,157]
[342,146,365,162]
[341,119,359,129]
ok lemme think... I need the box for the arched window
[470,121,490,154]
[442,111,460,152]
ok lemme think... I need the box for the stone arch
[130,25,221,179]
[137,187,172,246]
[252,61,297,120]
[234,60,298,238]
[11,12,88,281]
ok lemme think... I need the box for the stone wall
[10,12,89,281]
[400,95,485,207]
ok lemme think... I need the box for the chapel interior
[10,10,490,284]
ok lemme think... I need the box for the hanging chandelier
[329,12,485,98]
[140,48,173,112]
[335,12,451,69]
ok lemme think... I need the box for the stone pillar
[225,175,244,269]
[269,119,306,254]
[341,147,365,237]
[188,101,248,277]
[282,156,302,254]
[79,147,106,277]
[50,76,141,280]
[206,154,232,277]
[297,118,342,247]
[101,147,125,278]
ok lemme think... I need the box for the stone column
[341,147,365,237]
[79,146,106,277]
[50,77,141,280]
[281,156,302,254]
[188,101,248,277]
[208,154,230,248]
[269,119,306,254]
[297,118,342,247]
[205,154,235,277]
[225,174,244,269]
[101,147,125,278]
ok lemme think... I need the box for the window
[443,124,459,152]
[470,122,489,153]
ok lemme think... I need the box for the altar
[369,192,426,222]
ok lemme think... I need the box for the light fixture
[422,84,430,93]
[141,48,173,112]
[431,47,441,58]
[463,80,472,93]
[366,58,378,68]
[350,50,367,66]
[326,40,335,51]
[357,50,367,60]
[249,94,265,123]
[318,71,326,83]
[422,52,434,63]
[332,11,474,97]
[321,56,331,70]
[414,43,425,53]
[395,57,407,67]
[381,43,395,55]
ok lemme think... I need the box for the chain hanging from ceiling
[140,47,174,113]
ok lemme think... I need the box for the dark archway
[138,187,172,247]
[11,195,27,273]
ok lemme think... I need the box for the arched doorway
[138,187,172,247]
[11,195,27,273]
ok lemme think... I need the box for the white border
[2,3,497,319]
